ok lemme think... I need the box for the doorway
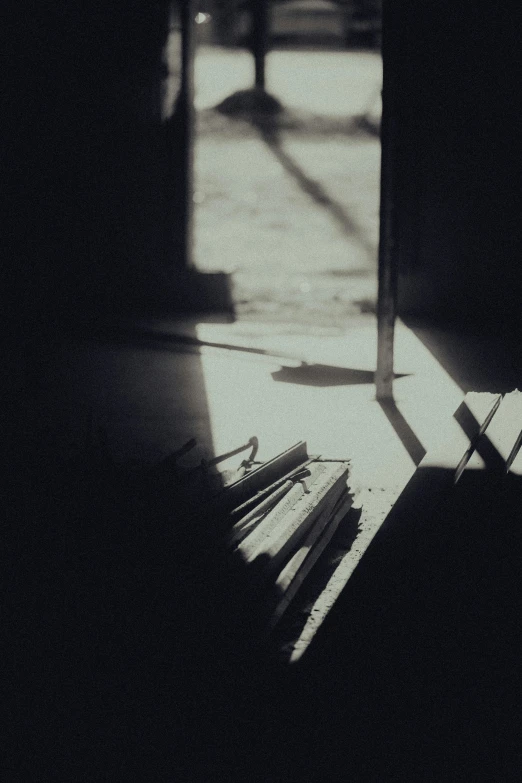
[191,3,383,330]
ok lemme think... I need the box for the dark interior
[3,2,522,779]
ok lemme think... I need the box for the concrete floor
[23,314,501,664]
[6,314,522,779]
[192,44,382,327]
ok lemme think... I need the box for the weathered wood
[229,457,316,519]
[226,506,268,549]
[226,478,295,549]
[244,463,349,575]
[474,390,522,470]
[238,464,327,561]
[270,490,354,629]
[375,31,397,401]
[220,441,309,509]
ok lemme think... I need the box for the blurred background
[168,0,383,327]
[196,0,381,48]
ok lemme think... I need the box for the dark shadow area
[354,296,377,313]
[354,111,381,137]
[270,463,522,781]
[265,400,522,779]
[3,324,293,780]
[378,397,427,465]
[402,321,522,395]
[273,363,407,387]
[272,363,375,386]
[82,323,405,391]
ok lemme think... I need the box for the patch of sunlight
[196,318,468,662]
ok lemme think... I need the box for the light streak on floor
[195,317,464,660]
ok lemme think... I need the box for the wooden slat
[269,491,354,629]
[245,464,349,576]
[422,391,501,474]
[508,435,522,476]
[476,389,522,470]
[237,464,327,563]
[229,457,316,520]
[227,477,301,550]
[375,35,398,401]
[219,441,309,510]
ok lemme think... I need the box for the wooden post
[252,0,269,90]
[179,0,196,270]
[376,0,397,400]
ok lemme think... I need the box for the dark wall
[3,2,184,327]
[385,2,522,331]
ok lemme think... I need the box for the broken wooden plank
[269,490,354,629]
[218,441,309,510]
[229,458,316,519]
[472,389,522,470]
[226,476,300,549]
[498,392,522,507]
[508,432,522,476]
[422,391,501,475]
[453,393,502,482]
[243,463,349,576]
[237,464,327,561]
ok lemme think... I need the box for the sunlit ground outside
[193,44,382,325]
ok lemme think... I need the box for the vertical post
[375,0,397,400]
[252,0,269,90]
[179,0,196,270]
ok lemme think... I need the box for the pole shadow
[272,362,408,387]
[378,397,427,465]
[250,117,378,266]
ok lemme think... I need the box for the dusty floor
[192,43,382,326]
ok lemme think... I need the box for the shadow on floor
[248,118,378,266]
[272,363,408,388]
[378,397,427,465]
[276,463,522,781]
[3,323,286,780]
[7,324,522,779]
[204,102,380,140]
[404,318,522,394]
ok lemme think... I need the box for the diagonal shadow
[252,119,378,265]
[281,465,522,781]
[454,399,507,474]
[402,319,522,394]
[378,397,427,465]
[85,322,414,388]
